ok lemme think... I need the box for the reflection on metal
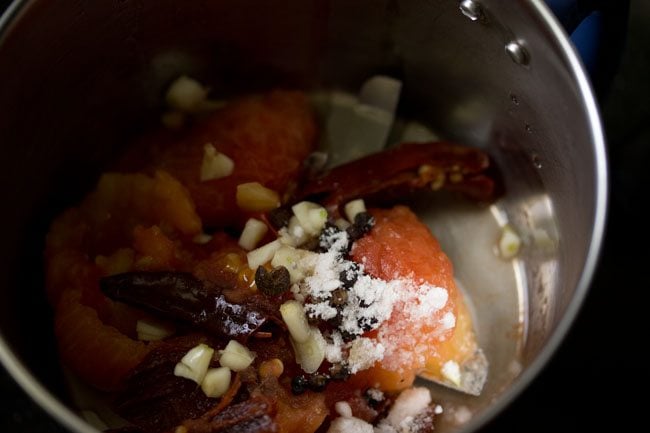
[459,0,483,22]
[447,98,493,145]
[522,194,559,257]
[505,41,531,66]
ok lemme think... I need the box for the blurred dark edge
[0,0,645,431]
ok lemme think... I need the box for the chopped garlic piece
[238,218,268,251]
[284,216,309,246]
[200,367,231,398]
[280,300,311,343]
[334,218,351,230]
[291,201,328,236]
[441,360,462,387]
[293,327,326,373]
[236,182,280,212]
[272,246,315,284]
[246,239,282,269]
[173,343,214,384]
[166,75,208,112]
[219,340,255,371]
[499,224,521,259]
[136,318,175,341]
[278,227,298,247]
[200,144,234,181]
[344,199,366,222]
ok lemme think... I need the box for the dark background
[1,0,646,431]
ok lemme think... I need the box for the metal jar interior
[0,0,606,432]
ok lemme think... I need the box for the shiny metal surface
[0,0,606,432]
[459,0,483,21]
[504,41,530,65]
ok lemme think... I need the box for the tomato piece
[54,289,154,391]
[147,90,317,227]
[349,206,464,392]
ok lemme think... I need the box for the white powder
[338,276,399,337]
[291,219,453,375]
[375,387,434,433]
[439,312,456,330]
[367,388,385,402]
[348,338,385,374]
[441,360,461,386]
[303,231,348,301]
[410,284,448,319]
[328,388,438,433]
[373,280,453,373]
[324,331,344,363]
[384,387,432,427]
[306,302,338,321]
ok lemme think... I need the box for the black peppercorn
[326,314,342,328]
[339,329,358,343]
[329,364,350,381]
[339,263,360,289]
[330,288,348,307]
[318,222,343,252]
[255,266,291,296]
[291,375,308,395]
[307,373,330,392]
[346,212,374,242]
[357,316,379,332]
